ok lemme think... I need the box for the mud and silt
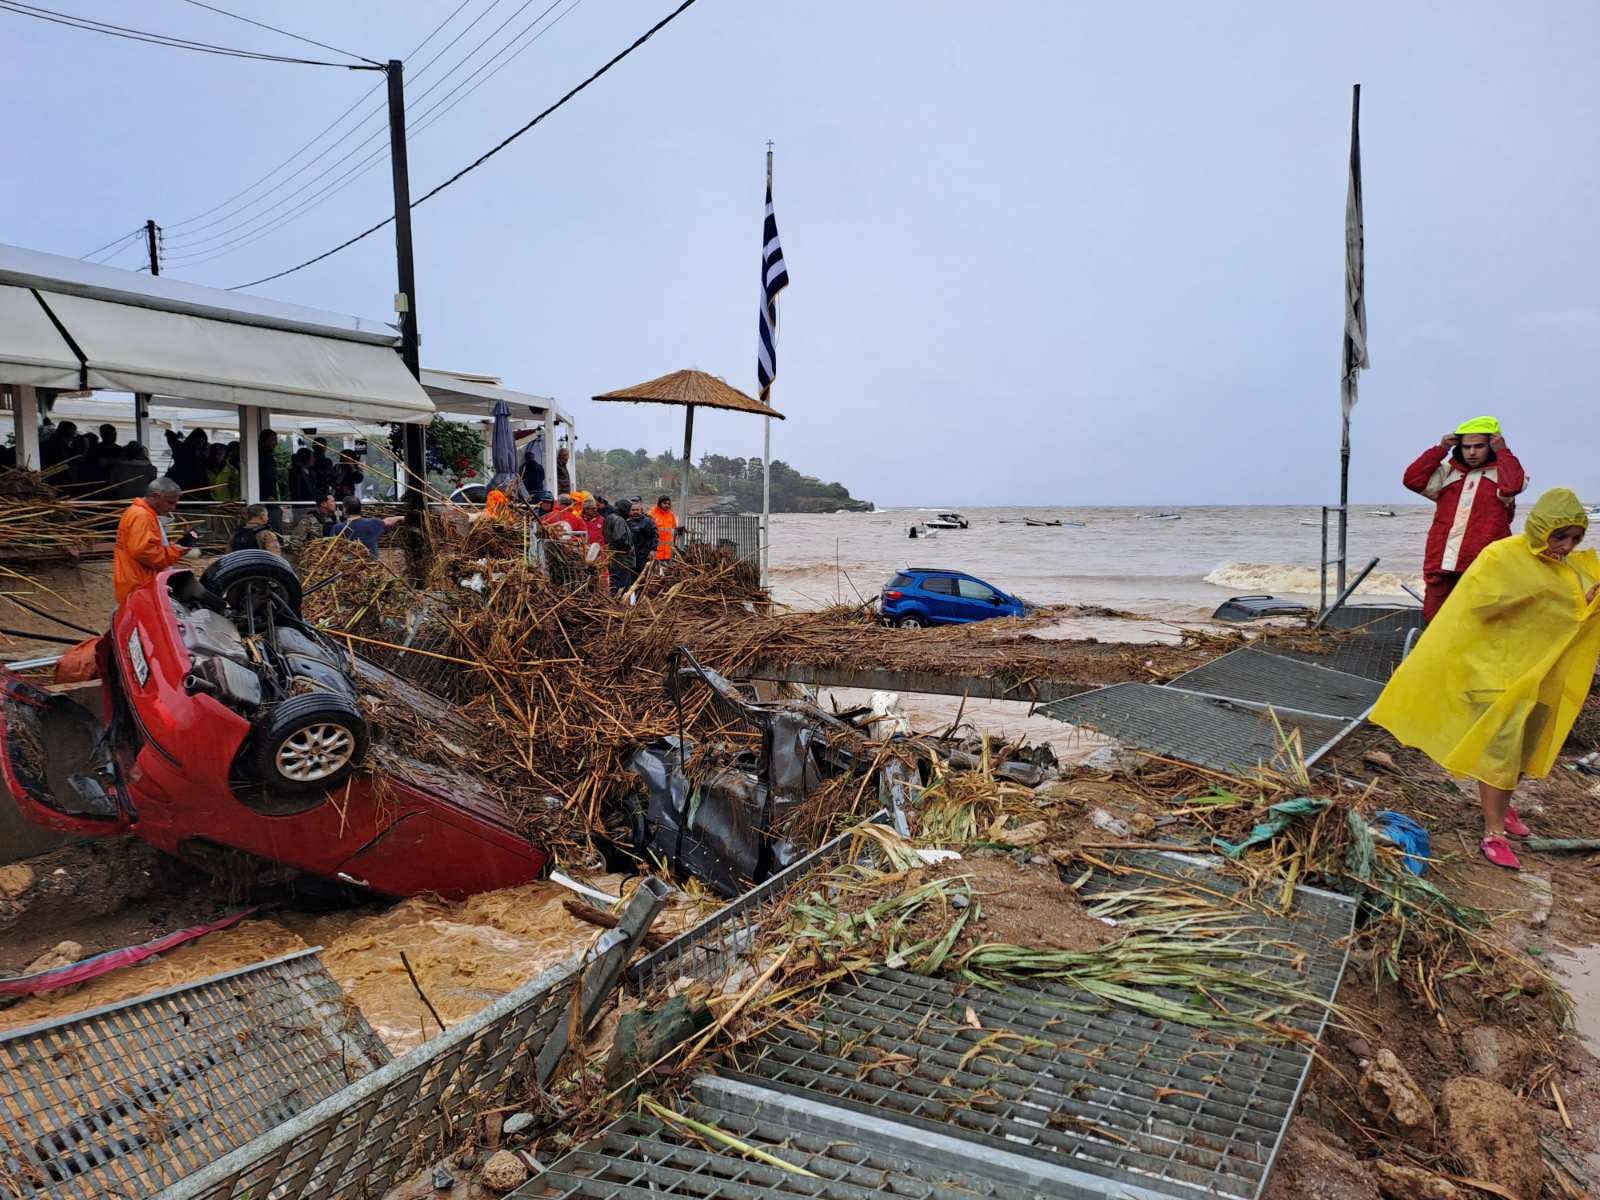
[0,870,712,1055]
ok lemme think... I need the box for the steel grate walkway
[1037,682,1357,776]
[0,950,389,1200]
[521,853,1356,1200]
[1170,648,1383,720]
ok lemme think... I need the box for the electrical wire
[79,227,143,262]
[174,0,382,67]
[161,0,526,249]
[231,0,699,291]
[165,0,575,266]
[162,0,476,233]
[0,0,377,68]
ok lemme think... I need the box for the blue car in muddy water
[879,568,1025,628]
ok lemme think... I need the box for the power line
[80,227,143,261]
[232,0,699,291]
[167,0,585,272]
[0,0,378,68]
[174,0,382,67]
[162,0,525,249]
[162,0,476,233]
[165,0,570,261]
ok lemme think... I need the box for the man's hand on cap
[1489,434,1506,452]
[1439,433,1459,448]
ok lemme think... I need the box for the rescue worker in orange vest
[114,477,199,604]
[482,473,514,520]
[649,494,677,561]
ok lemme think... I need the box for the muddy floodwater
[0,876,710,1055]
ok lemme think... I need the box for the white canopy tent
[421,368,577,491]
[0,243,433,499]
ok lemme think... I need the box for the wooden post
[679,405,694,520]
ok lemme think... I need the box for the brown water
[767,505,1438,618]
[0,876,711,1054]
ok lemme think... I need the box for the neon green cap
[1455,416,1501,435]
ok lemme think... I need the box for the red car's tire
[252,692,369,795]
[202,550,303,616]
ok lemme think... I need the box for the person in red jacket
[1402,416,1526,622]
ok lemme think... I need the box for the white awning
[0,284,80,389]
[421,368,569,423]
[34,289,432,424]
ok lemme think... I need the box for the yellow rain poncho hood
[1371,489,1600,788]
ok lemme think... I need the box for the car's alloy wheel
[897,616,923,628]
[252,691,369,795]
[275,722,357,782]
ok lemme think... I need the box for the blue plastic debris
[1374,810,1431,876]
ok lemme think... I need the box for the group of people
[511,487,676,595]
[28,421,159,499]
[1378,416,1599,871]
[113,484,402,605]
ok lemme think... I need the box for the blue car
[880,568,1025,628]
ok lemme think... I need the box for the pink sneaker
[1480,836,1522,870]
[1504,807,1531,838]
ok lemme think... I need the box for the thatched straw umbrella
[592,369,784,519]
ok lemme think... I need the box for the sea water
[767,504,1445,619]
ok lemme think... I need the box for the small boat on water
[1138,512,1181,521]
[1298,519,1319,526]
[1024,517,1062,527]
[925,511,969,530]
[1586,504,1600,519]
[907,523,938,539]
[1369,509,1397,517]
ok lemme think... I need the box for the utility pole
[135,219,159,447]
[386,58,427,505]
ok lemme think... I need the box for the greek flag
[757,181,789,403]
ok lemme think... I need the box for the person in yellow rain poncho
[1371,488,1600,871]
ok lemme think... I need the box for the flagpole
[1338,83,1362,600]
[761,142,775,591]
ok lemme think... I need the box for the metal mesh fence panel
[154,953,587,1200]
[0,950,390,1200]
[678,515,760,566]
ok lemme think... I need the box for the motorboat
[1024,517,1061,527]
[907,523,938,539]
[1369,509,1397,517]
[1138,512,1182,521]
[925,512,969,530]
[1586,504,1600,520]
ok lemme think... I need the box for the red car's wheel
[252,692,369,795]
[202,550,303,617]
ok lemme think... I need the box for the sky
[2,1,1597,507]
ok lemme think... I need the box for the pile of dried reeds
[0,468,125,564]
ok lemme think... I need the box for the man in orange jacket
[648,494,677,561]
[114,478,198,604]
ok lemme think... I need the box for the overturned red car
[0,552,547,900]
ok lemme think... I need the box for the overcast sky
[3,1,1596,507]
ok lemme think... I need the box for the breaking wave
[1204,562,1420,597]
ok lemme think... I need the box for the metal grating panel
[519,1103,1050,1200]
[1274,633,1411,685]
[723,856,1354,1200]
[520,858,1353,1200]
[1316,605,1423,635]
[0,950,390,1200]
[157,880,668,1200]
[1037,683,1355,776]
[1170,649,1382,719]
